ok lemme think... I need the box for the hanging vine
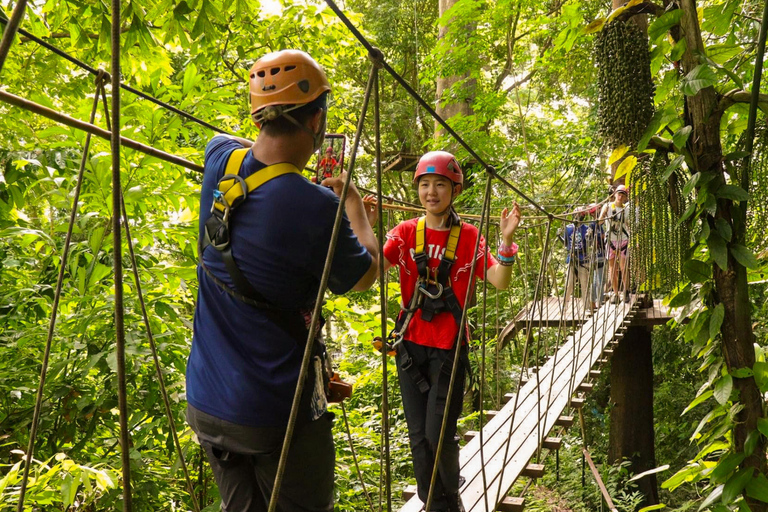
[746,120,768,255]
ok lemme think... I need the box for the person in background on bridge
[562,208,591,315]
[368,151,521,512]
[186,49,379,512]
[586,203,607,308]
[599,184,630,303]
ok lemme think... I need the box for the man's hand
[322,171,359,200]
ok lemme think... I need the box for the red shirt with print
[318,157,338,178]
[383,218,498,349]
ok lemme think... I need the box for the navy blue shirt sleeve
[307,188,372,295]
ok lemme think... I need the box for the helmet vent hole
[256,70,266,78]
[298,79,310,93]
[284,65,296,71]
[270,67,280,76]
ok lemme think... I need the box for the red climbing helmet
[326,146,334,154]
[413,151,463,187]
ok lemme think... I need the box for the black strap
[397,342,430,394]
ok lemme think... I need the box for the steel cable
[267,60,378,512]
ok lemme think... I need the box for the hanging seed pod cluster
[746,121,768,254]
[594,19,655,148]
[629,153,690,293]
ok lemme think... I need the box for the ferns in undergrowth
[629,153,691,294]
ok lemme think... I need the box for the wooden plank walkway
[399,297,638,512]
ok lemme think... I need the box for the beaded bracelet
[497,254,516,266]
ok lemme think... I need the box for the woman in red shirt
[370,151,521,512]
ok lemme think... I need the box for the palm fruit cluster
[594,20,655,148]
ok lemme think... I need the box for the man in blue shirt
[186,50,379,511]
[563,209,591,315]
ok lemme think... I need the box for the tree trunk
[435,0,475,136]
[608,326,659,506]
[678,2,766,509]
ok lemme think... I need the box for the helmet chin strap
[283,110,326,152]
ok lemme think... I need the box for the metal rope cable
[340,402,377,512]
[494,220,553,503]
[111,1,133,509]
[119,191,201,512]
[373,63,393,512]
[478,186,493,512]
[14,71,106,512]
[267,60,378,512]
[0,16,231,135]
[321,0,578,222]
[424,175,494,512]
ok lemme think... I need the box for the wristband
[498,241,518,258]
[497,254,515,266]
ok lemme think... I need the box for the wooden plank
[521,463,545,479]
[555,416,574,428]
[503,392,515,403]
[464,430,479,442]
[542,437,562,450]
[577,382,594,393]
[403,485,417,501]
[570,397,586,409]
[589,369,601,378]
[397,298,637,512]
[497,496,525,512]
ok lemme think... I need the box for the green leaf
[730,368,754,378]
[670,39,687,62]
[746,473,768,503]
[662,154,685,181]
[730,245,759,269]
[717,184,749,202]
[615,155,637,180]
[713,373,732,405]
[673,126,693,150]
[668,283,692,307]
[757,418,768,439]
[648,9,683,43]
[639,505,667,512]
[684,171,716,196]
[708,232,728,271]
[710,452,746,483]
[679,202,697,224]
[663,464,704,490]
[699,485,724,510]
[723,468,753,504]
[710,303,725,340]
[682,389,713,415]
[745,429,760,457]
[755,362,768,393]
[684,259,712,283]
[715,218,732,242]
[682,64,718,96]
[583,18,606,34]
[609,145,629,165]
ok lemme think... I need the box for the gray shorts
[187,405,335,512]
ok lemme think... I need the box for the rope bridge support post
[110,0,133,509]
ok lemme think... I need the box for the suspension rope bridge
[0,2,677,512]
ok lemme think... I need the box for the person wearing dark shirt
[186,50,379,512]
[563,209,591,314]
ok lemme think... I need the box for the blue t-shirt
[565,223,590,264]
[186,136,372,427]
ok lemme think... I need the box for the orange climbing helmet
[413,151,463,187]
[249,50,331,126]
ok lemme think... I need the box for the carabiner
[418,282,444,300]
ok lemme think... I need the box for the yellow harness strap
[213,148,302,213]
[414,216,462,260]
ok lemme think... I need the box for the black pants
[396,340,466,511]
[187,405,334,512]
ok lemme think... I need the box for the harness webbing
[213,148,301,214]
